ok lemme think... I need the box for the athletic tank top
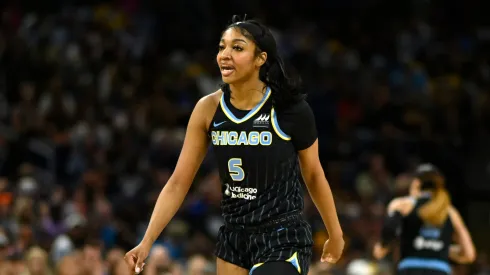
[398,196,454,273]
[208,87,304,226]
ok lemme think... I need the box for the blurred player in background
[373,164,476,275]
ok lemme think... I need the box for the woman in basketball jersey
[124,15,344,275]
[373,164,475,274]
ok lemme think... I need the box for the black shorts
[214,212,313,274]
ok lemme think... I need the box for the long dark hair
[415,164,451,227]
[220,15,305,110]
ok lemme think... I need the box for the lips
[220,65,235,77]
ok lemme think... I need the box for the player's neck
[229,79,266,110]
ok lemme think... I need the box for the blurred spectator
[145,245,183,275]
[50,212,87,264]
[22,246,53,275]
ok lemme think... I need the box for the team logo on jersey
[224,183,257,200]
[213,120,227,127]
[253,114,270,128]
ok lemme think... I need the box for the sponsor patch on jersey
[224,184,257,200]
[413,236,444,251]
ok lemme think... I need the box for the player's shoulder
[282,98,311,112]
[196,89,222,110]
[193,90,222,131]
[387,196,416,216]
[447,204,460,219]
[447,204,465,229]
[275,98,314,121]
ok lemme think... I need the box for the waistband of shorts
[224,211,303,233]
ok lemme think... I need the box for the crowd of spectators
[1,0,490,274]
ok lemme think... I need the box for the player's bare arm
[448,206,476,264]
[298,139,344,263]
[140,92,219,245]
[124,91,220,273]
[388,196,416,216]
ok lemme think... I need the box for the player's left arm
[373,197,414,259]
[288,101,343,242]
[373,198,402,259]
[298,140,343,240]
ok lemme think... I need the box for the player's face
[217,28,266,84]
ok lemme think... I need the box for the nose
[219,47,232,60]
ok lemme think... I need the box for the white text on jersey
[211,131,272,146]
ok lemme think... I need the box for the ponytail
[418,174,451,227]
[258,54,304,110]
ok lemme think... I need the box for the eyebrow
[220,38,248,44]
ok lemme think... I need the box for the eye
[233,45,243,51]
[218,45,225,51]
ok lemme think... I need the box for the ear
[255,52,267,67]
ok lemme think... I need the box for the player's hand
[124,241,151,274]
[321,236,344,263]
[373,242,389,260]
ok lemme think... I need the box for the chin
[221,75,237,84]
[221,76,230,83]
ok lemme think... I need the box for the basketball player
[124,16,344,275]
[373,164,476,275]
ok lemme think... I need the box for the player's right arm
[448,206,476,264]
[140,95,215,245]
[373,197,414,260]
[125,92,219,273]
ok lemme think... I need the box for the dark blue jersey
[398,197,454,274]
[208,87,316,226]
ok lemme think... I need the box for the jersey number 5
[228,158,245,181]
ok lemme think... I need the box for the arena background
[1,0,490,274]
